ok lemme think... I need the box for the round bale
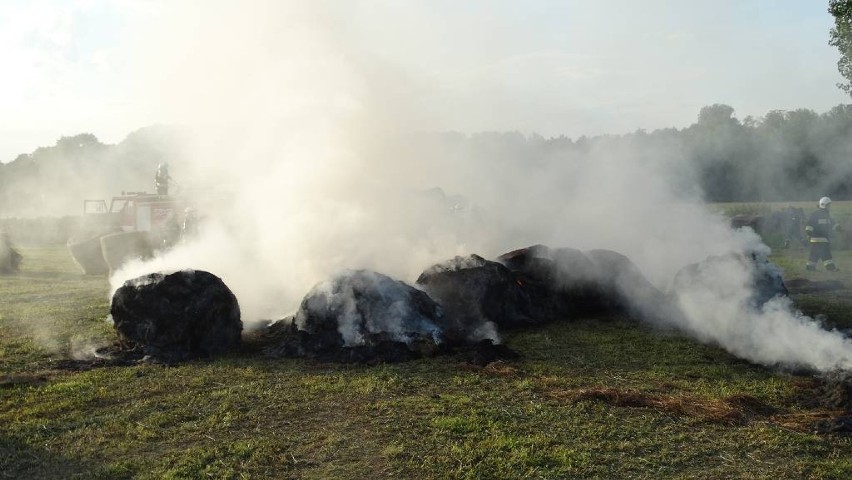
[110,269,242,361]
[101,231,153,276]
[67,234,111,275]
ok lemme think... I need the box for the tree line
[2,104,852,218]
[417,103,852,204]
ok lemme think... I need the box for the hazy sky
[0,0,848,163]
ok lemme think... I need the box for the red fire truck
[83,191,186,244]
[69,192,187,275]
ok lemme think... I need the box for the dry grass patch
[455,360,519,377]
[547,386,776,424]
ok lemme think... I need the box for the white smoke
[669,247,852,371]
[108,1,851,371]
[294,270,445,347]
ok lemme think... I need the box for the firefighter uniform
[805,204,839,271]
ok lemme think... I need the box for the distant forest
[1,104,852,218]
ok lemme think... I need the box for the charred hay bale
[672,251,787,309]
[101,231,153,276]
[497,245,598,319]
[110,270,242,362]
[269,270,449,362]
[416,254,534,330]
[0,233,22,274]
[261,318,434,363]
[497,245,664,321]
[583,249,668,319]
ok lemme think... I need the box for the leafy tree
[829,0,852,96]
[697,104,738,127]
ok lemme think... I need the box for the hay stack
[100,231,153,276]
[416,254,534,331]
[110,269,242,362]
[67,227,120,275]
[265,270,448,362]
[496,245,666,322]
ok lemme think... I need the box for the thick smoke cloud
[110,1,852,371]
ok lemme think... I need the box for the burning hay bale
[0,231,22,274]
[496,245,665,321]
[110,270,242,362]
[583,249,670,320]
[416,254,535,330]
[672,251,787,309]
[498,245,601,320]
[264,270,450,362]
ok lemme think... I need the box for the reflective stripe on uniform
[809,237,829,243]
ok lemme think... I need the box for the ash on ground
[110,269,242,363]
[803,372,852,412]
[795,372,852,436]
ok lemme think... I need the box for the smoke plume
[108,1,852,371]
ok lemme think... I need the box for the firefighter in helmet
[155,162,171,196]
[805,196,841,271]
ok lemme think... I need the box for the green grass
[714,200,852,218]
[2,246,852,479]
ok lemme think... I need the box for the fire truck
[69,192,187,275]
[82,191,186,244]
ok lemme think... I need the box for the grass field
[2,244,852,479]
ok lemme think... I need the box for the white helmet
[819,196,832,209]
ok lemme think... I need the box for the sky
[0,0,849,163]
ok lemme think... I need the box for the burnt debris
[110,269,242,362]
[260,318,441,363]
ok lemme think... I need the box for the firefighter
[805,196,841,271]
[155,162,171,195]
